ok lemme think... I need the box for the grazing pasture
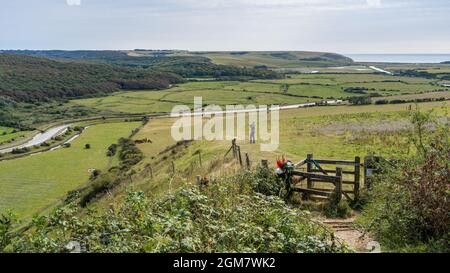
[0,122,140,219]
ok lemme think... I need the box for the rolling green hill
[2,50,354,70]
[129,50,354,68]
[0,54,183,102]
[193,51,353,68]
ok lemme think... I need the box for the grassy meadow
[0,121,140,219]
[0,126,27,144]
[93,101,448,207]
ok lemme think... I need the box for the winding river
[0,124,70,154]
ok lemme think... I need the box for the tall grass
[358,107,449,252]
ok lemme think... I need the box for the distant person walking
[249,121,256,144]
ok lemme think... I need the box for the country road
[369,66,393,75]
[175,100,343,117]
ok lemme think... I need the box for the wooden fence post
[261,160,269,169]
[306,154,313,189]
[198,151,202,167]
[232,139,237,159]
[171,161,175,175]
[149,165,153,179]
[245,153,251,169]
[354,156,360,201]
[196,175,201,186]
[364,156,374,189]
[237,146,243,167]
[335,167,343,203]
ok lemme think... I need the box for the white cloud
[366,0,382,7]
[66,0,81,6]
[178,0,387,10]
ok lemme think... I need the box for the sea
[346,54,450,64]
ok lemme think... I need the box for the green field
[0,122,140,219]
[0,126,29,144]
[71,74,449,114]
[113,101,448,199]
[71,81,319,114]
[173,101,449,162]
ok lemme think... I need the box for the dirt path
[317,215,376,252]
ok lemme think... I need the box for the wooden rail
[292,154,361,202]
[291,167,343,202]
[314,159,361,167]
[292,171,340,183]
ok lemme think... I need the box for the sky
[1,0,449,53]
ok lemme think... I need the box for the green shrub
[249,166,284,197]
[375,99,389,105]
[323,192,352,218]
[0,212,15,251]
[348,96,372,105]
[106,144,117,157]
[358,107,449,252]
[11,147,30,154]
[2,170,349,253]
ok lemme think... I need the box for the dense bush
[348,96,372,105]
[118,138,144,168]
[359,108,449,252]
[389,97,448,105]
[1,170,349,253]
[249,166,284,197]
[107,144,118,157]
[344,87,369,94]
[375,99,389,105]
[11,147,30,154]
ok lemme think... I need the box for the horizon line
[1,49,450,55]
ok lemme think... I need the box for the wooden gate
[290,154,362,202]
